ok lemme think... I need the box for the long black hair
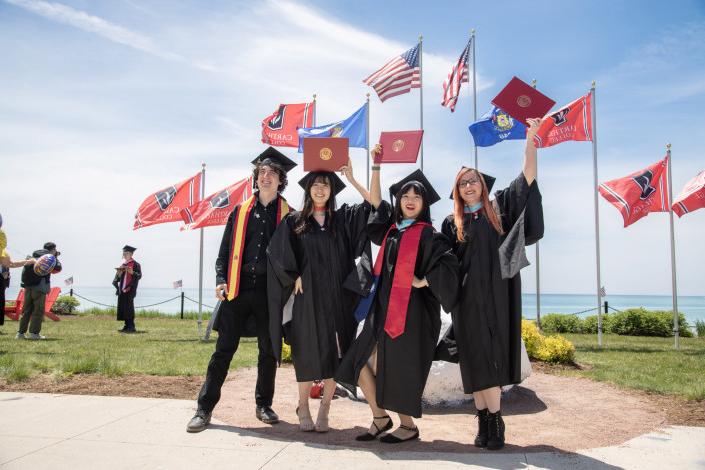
[392,181,432,225]
[294,172,337,235]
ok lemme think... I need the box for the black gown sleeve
[422,230,460,314]
[441,215,459,251]
[266,215,300,364]
[367,200,394,246]
[337,201,372,257]
[494,172,532,234]
[215,209,236,286]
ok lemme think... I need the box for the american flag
[363,44,420,102]
[173,279,182,289]
[441,38,472,112]
[64,276,73,286]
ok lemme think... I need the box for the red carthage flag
[533,93,592,148]
[261,102,315,147]
[134,172,202,230]
[673,170,705,217]
[180,177,253,230]
[599,156,670,227]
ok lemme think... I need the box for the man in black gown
[113,245,141,333]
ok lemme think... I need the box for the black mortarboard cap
[449,168,496,199]
[122,245,137,253]
[389,169,441,206]
[298,171,346,196]
[250,147,297,173]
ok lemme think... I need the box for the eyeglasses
[458,178,480,188]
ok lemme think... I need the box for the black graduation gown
[335,201,459,418]
[267,202,371,382]
[440,173,543,393]
[112,260,142,321]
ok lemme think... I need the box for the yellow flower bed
[522,320,575,364]
[281,343,293,363]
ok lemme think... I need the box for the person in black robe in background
[268,159,380,432]
[335,147,459,444]
[439,118,545,450]
[113,245,141,333]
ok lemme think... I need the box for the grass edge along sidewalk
[0,312,704,401]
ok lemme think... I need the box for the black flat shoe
[355,415,392,441]
[379,424,419,444]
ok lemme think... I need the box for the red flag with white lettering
[533,93,592,148]
[261,102,315,147]
[134,172,202,230]
[598,156,670,227]
[673,170,705,217]
[180,177,253,230]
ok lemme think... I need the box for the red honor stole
[121,259,135,293]
[373,221,431,339]
[226,195,290,301]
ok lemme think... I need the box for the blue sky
[1,0,704,296]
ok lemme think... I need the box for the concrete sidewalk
[0,392,703,469]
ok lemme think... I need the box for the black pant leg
[0,285,5,326]
[197,297,246,413]
[252,286,277,408]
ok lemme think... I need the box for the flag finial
[667,143,672,150]
[313,93,317,100]
[366,92,370,99]
[591,80,596,89]
[418,34,423,42]
[471,28,475,35]
[201,163,206,169]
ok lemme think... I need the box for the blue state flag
[468,106,526,147]
[297,103,368,152]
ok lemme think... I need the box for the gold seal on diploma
[320,147,333,160]
[392,139,405,152]
[517,95,532,108]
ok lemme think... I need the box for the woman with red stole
[335,146,459,443]
[440,118,544,450]
[267,159,379,432]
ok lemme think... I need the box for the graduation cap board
[378,130,424,163]
[303,137,349,172]
[298,172,346,196]
[122,245,137,253]
[491,76,555,126]
[449,168,496,199]
[389,169,441,206]
[251,146,297,173]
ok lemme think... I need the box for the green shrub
[582,313,613,334]
[541,314,584,334]
[522,320,575,364]
[281,343,293,363]
[51,295,80,314]
[695,320,705,338]
[609,308,692,338]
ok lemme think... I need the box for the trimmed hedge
[51,295,80,314]
[522,320,575,364]
[540,308,692,338]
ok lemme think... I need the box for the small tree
[51,295,80,314]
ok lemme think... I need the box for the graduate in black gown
[268,158,380,432]
[336,147,459,444]
[439,118,544,450]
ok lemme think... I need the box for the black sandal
[379,424,419,444]
[355,415,393,441]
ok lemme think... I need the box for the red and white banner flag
[134,172,202,230]
[533,93,592,148]
[599,156,670,227]
[261,102,315,147]
[180,177,253,230]
[673,169,705,217]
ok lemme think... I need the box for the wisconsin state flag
[180,177,253,230]
[134,172,202,230]
[534,93,592,148]
[673,170,705,217]
[261,102,315,147]
[599,156,670,227]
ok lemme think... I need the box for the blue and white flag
[468,106,526,147]
[297,103,368,152]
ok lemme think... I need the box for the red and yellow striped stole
[226,195,290,301]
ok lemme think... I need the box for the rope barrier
[183,295,215,310]
[71,292,181,309]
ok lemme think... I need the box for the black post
[180,291,185,319]
[70,288,73,297]
[604,301,608,314]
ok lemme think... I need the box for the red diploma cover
[303,137,349,172]
[491,76,556,125]
[378,130,424,163]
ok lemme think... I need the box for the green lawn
[560,333,705,400]
[0,314,258,382]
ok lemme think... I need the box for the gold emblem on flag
[330,126,343,137]
[320,148,333,160]
[392,139,405,152]
[517,95,532,108]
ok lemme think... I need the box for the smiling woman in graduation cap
[267,158,379,433]
[335,148,459,444]
[439,118,545,450]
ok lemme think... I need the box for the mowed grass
[0,313,258,382]
[560,333,705,400]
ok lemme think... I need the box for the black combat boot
[486,410,505,450]
[474,408,489,448]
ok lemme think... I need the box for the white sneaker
[15,333,26,339]
[27,333,46,340]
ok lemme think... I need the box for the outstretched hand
[371,143,383,164]
[526,118,543,141]
[339,159,353,181]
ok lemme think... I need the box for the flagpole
[590,81,603,347]
[313,94,317,126]
[198,162,206,337]
[532,78,541,330]
[472,29,478,169]
[366,93,371,189]
[419,34,424,172]
[666,143,679,349]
